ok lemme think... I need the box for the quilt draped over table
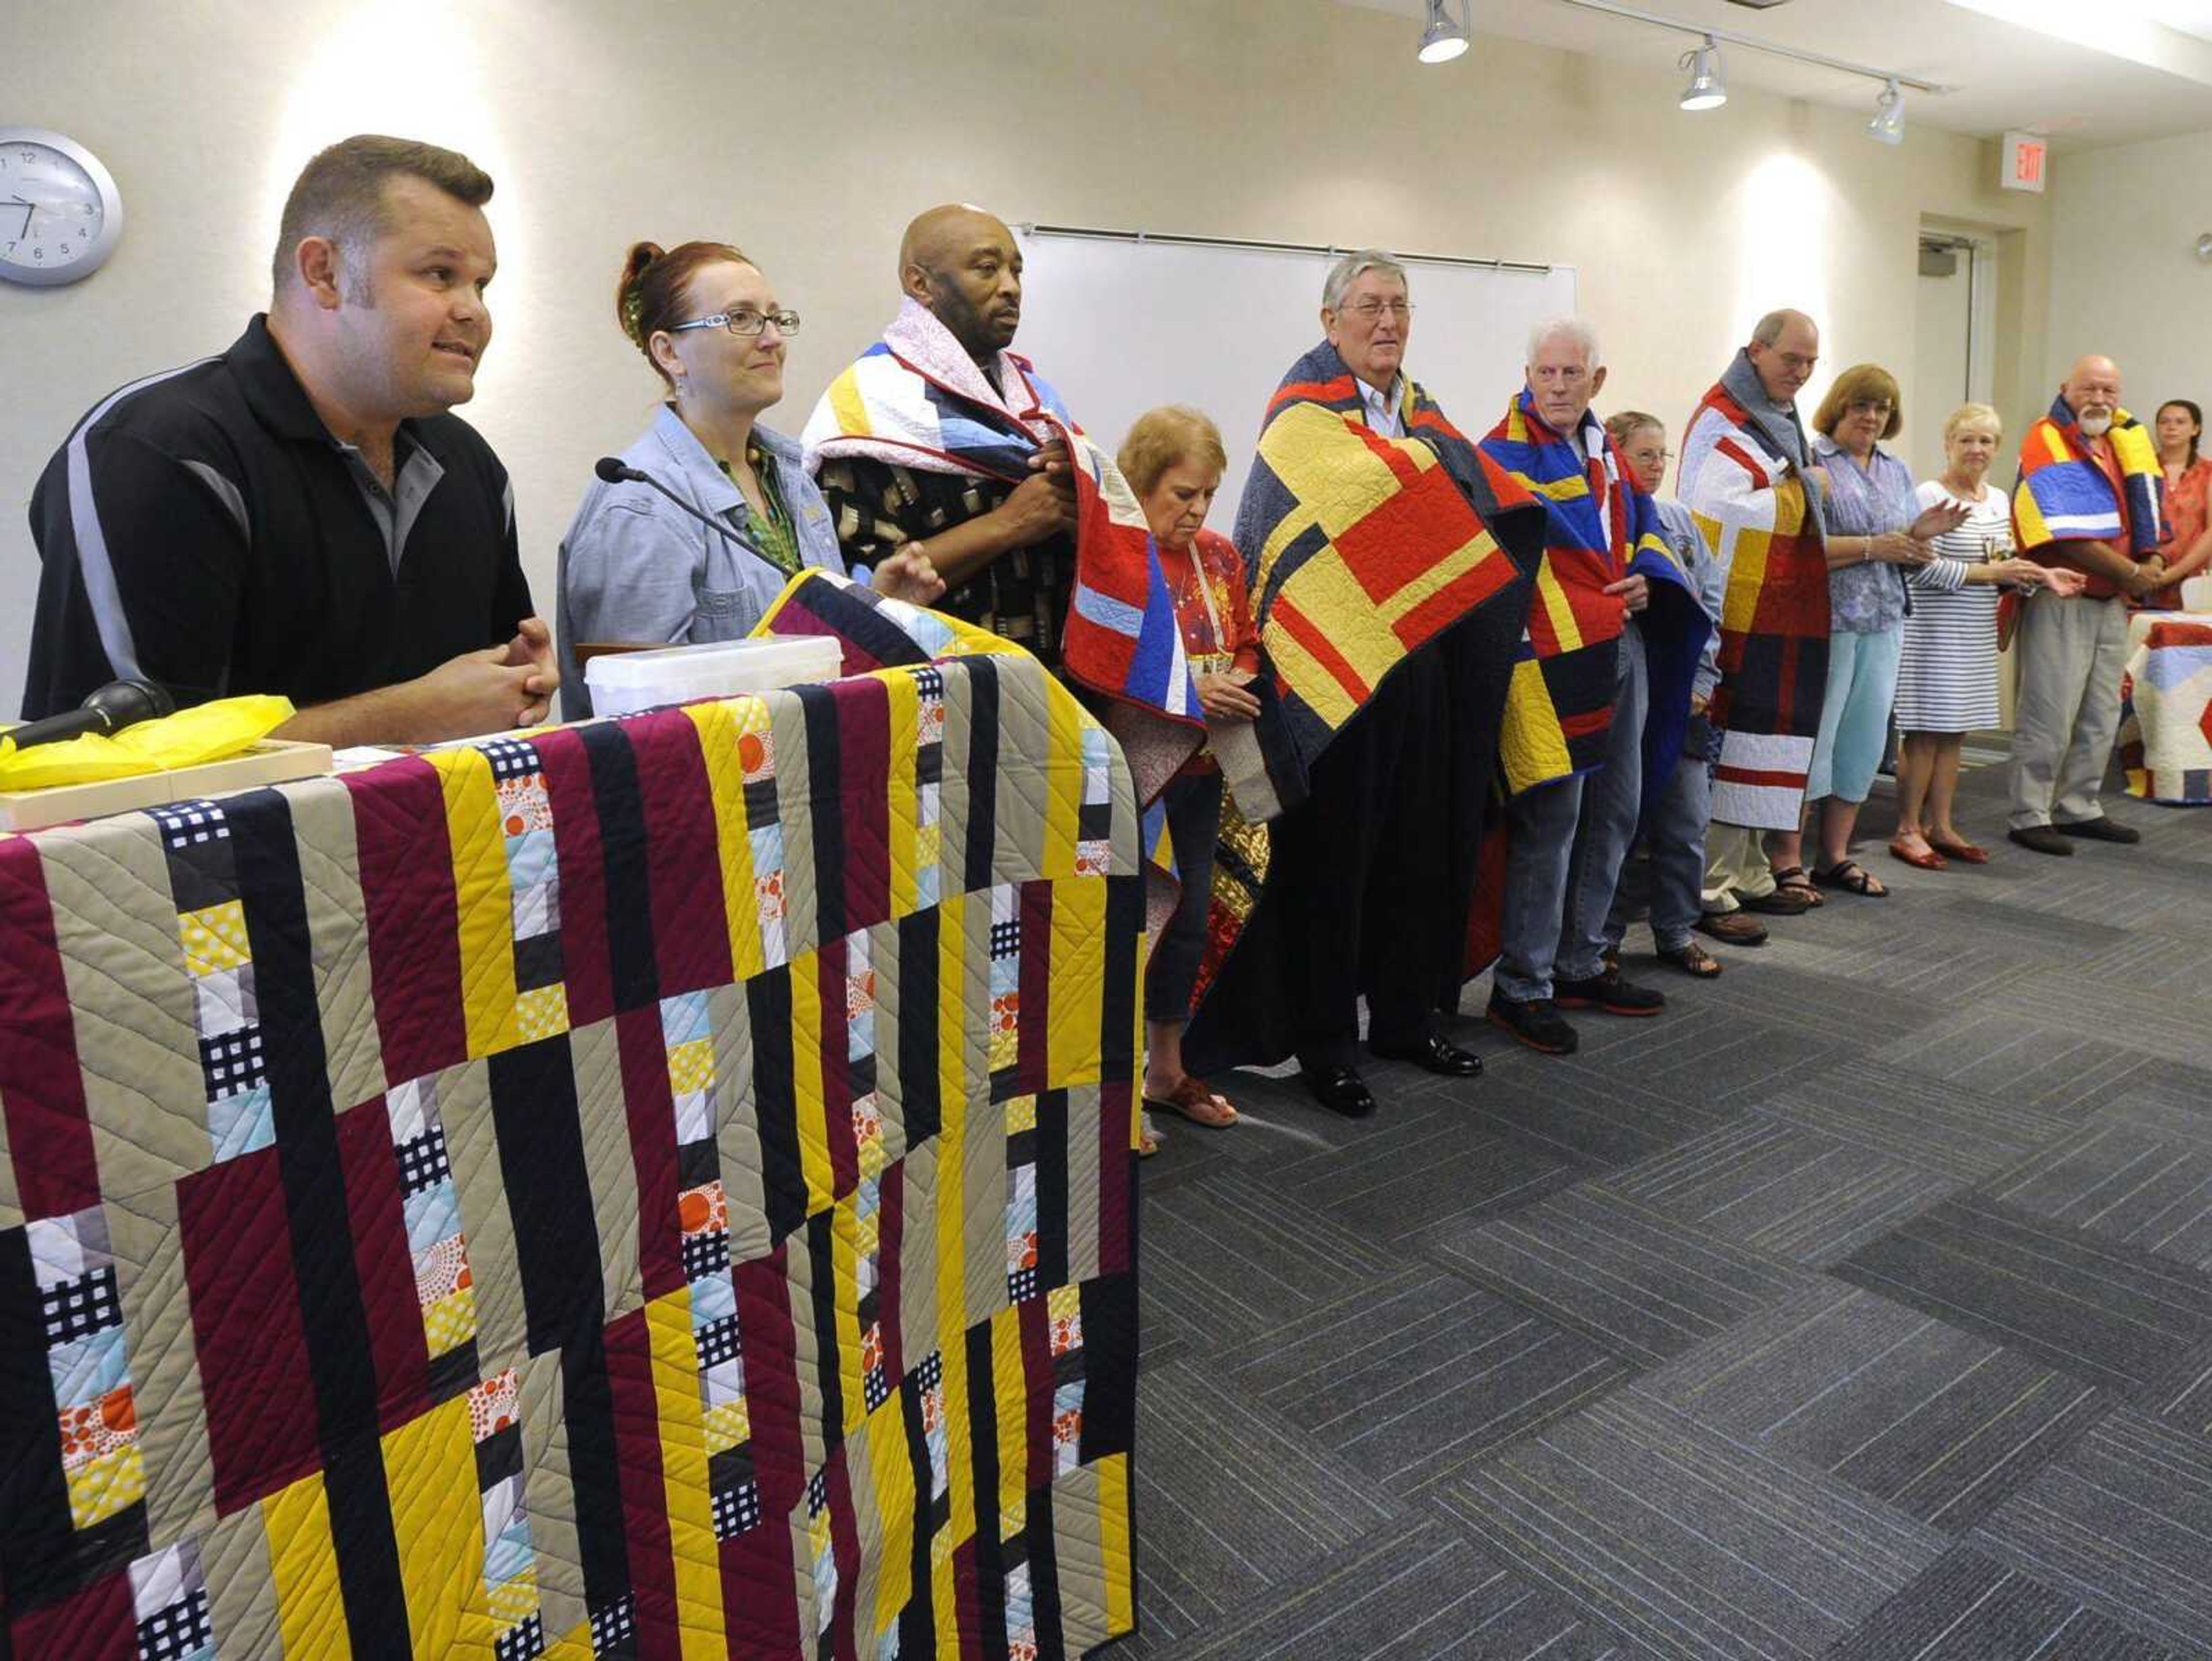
[0,599,1142,1659]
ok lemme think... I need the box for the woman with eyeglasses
[557,240,941,716]
[1766,363,1968,901]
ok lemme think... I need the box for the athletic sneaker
[1486,991,1579,1055]
[1554,966,1666,1016]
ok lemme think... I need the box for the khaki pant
[1702,822,1774,913]
[2009,592,2129,830]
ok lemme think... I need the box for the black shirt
[21,314,533,719]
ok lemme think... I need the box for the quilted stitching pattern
[0,643,1139,1658]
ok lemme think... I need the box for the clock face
[0,131,122,285]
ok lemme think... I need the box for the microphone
[8,678,178,750]
[593,457,794,579]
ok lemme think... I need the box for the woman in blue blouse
[1766,365,1966,900]
[557,240,940,717]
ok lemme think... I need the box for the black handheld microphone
[593,457,794,579]
[7,678,178,750]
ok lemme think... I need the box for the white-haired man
[1477,318,1706,1055]
[2006,354,2164,853]
[1183,251,1547,1116]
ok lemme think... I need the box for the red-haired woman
[557,241,939,715]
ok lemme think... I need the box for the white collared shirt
[1358,376,1404,438]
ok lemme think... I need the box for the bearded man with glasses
[2005,354,2165,854]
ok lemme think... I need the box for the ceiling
[1340,0,2212,150]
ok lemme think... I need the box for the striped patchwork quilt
[1677,378,1831,829]
[0,643,1142,1658]
[2119,612,2212,805]
[1232,341,1540,790]
[2013,395,2168,558]
[1477,392,1709,799]
[802,298,1202,811]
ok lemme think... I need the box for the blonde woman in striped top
[1892,404,2084,869]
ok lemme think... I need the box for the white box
[584,636,845,718]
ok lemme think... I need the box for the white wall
[1908,257,1974,483]
[2047,128,2212,420]
[0,0,2058,710]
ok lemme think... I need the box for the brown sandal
[1657,941,1724,978]
[1770,864,1825,907]
[1144,1075,1238,1129]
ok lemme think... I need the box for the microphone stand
[593,458,796,581]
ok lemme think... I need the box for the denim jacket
[558,404,844,717]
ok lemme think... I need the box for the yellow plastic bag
[0,695,295,792]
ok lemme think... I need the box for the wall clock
[0,127,123,286]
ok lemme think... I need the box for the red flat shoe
[1927,836,1988,864]
[1887,839,1947,872]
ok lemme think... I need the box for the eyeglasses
[1766,351,1818,374]
[1338,299,1414,321]
[669,308,801,337]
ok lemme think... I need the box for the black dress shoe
[2008,825,2074,856]
[1297,1064,1377,1118]
[2055,816,2141,844]
[1368,1032,1483,1078]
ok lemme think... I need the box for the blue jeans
[1607,714,1714,954]
[1496,626,1648,1000]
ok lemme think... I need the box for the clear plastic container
[584,636,844,718]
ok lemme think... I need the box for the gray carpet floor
[1115,758,2212,1660]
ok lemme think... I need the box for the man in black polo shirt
[22,134,555,742]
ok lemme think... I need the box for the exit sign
[2002,131,2048,193]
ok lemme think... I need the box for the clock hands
[5,197,31,240]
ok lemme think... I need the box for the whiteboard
[1011,229,1577,532]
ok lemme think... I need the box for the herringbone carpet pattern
[1114,763,2212,1659]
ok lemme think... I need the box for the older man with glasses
[1680,309,1835,931]
[1183,251,1547,1118]
[2006,354,2168,853]
[1477,320,1707,1055]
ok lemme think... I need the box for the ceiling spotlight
[1418,0,1470,64]
[1869,77,1906,145]
[1678,35,1726,110]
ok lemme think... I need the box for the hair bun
[616,240,668,343]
